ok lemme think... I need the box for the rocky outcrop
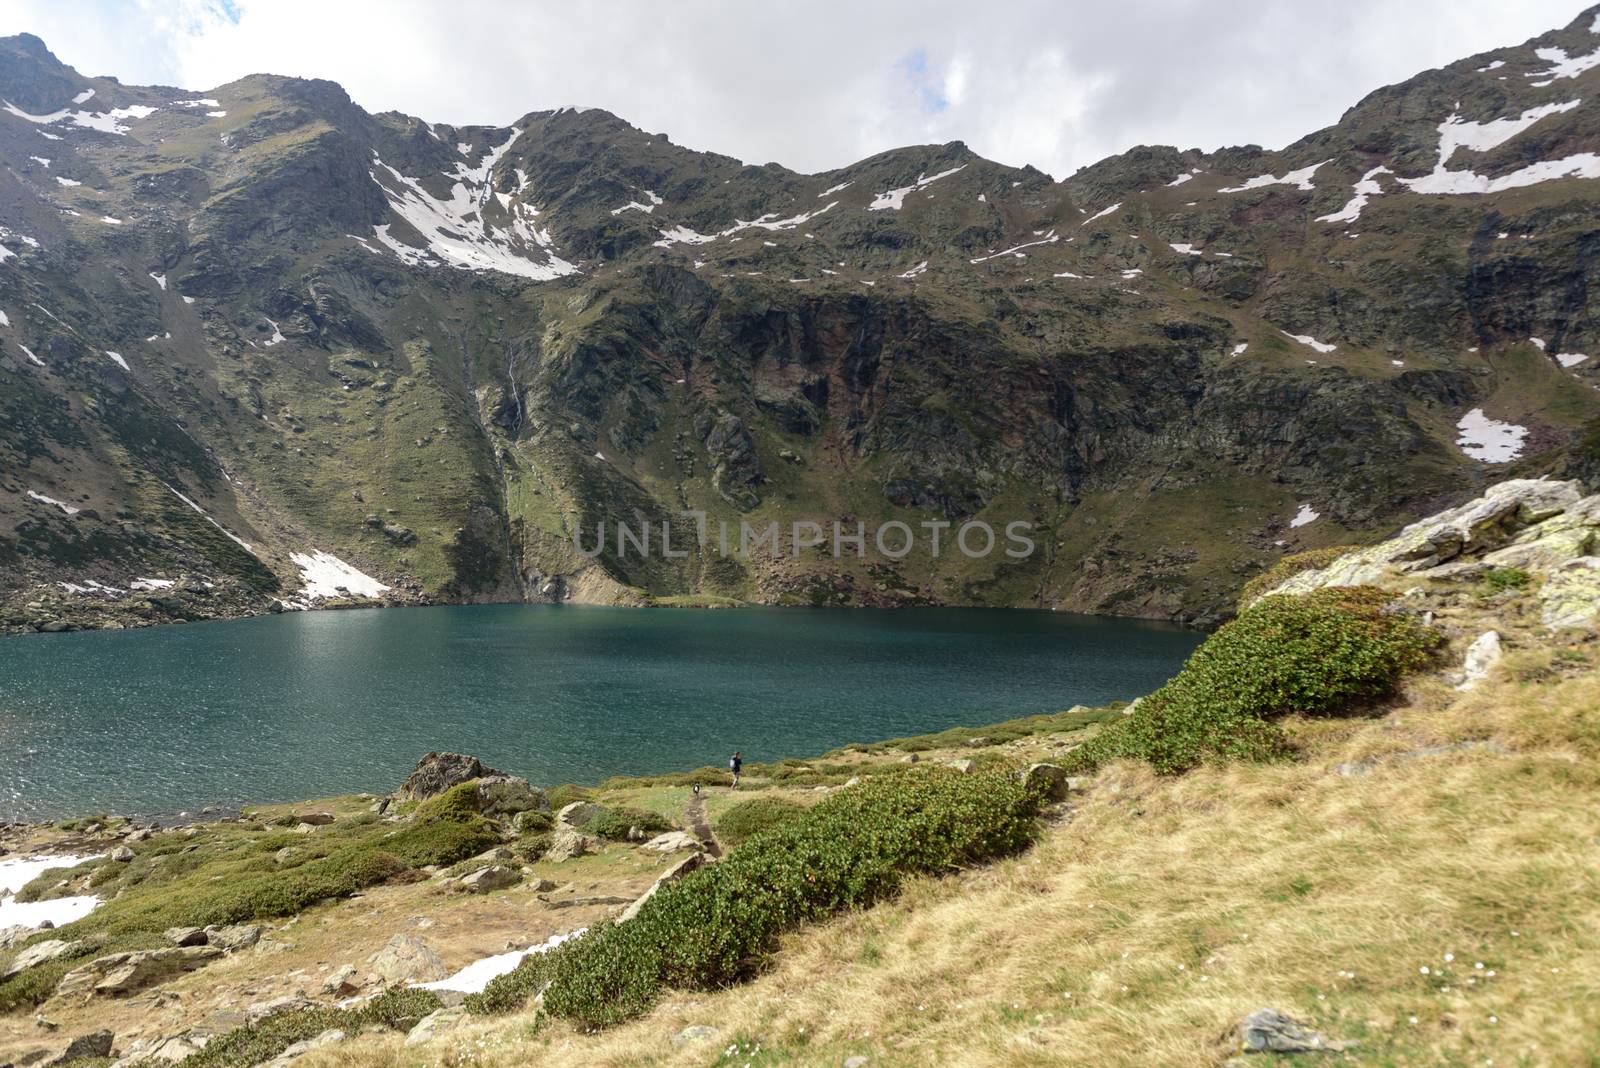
[1,938,80,980]
[397,753,505,801]
[474,776,548,818]
[367,934,447,984]
[1263,479,1600,631]
[1236,1008,1353,1054]
[54,946,221,998]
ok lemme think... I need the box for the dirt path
[685,791,722,857]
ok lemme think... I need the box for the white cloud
[0,0,1579,178]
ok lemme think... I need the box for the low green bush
[467,766,1040,1027]
[1480,566,1532,595]
[714,797,805,847]
[1238,545,1360,609]
[1065,586,1440,775]
[585,806,674,842]
[177,987,443,1068]
[545,784,591,811]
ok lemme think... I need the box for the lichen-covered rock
[1264,479,1600,632]
[397,752,505,801]
[1,938,80,980]
[367,934,447,984]
[55,946,221,998]
[474,775,548,818]
[545,827,599,862]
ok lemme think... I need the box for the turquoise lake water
[0,605,1201,821]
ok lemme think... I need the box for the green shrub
[714,797,805,847]
[545,784,591,811]
[1239,545,1360,609]
[177,987,443,1068]
[585,806,674,842]
[1066,586,1440,775]
[467,766,1040,1027]
[1480,567,1532,595]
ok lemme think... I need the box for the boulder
[46,1029,113,1066]
[264,1028,344,1068]
[244,995,316,1025]
[555,801,605,830]
[641,831,703,854]
[475,776,548,818]
[109,846,134,862]
[1238,1008,1352,1053]
[368,934,447,984]
[204,924,262,952]
[1022,763,1071,801]
[294,812,335,826]
[404,1007,466,1046]
[397,752,505,802]
[322,963,361,995]
[455,864,521,894]
[673,1024,718,1045]
[55,946,221,998]
[1455,630,1503,691]
[545,827,598,862]
[163,927,207,947]
[946,758,977,774]
[2,939,80,980]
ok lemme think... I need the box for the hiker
[730,750,742,788]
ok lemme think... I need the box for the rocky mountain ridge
[3,10,1600,630]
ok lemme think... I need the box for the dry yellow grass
[301,641,1600,1067]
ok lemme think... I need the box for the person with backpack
[730,750,742,788]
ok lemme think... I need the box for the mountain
[2,10,1599,632]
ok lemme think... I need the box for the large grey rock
[397,752,505,802]
[1238,1008,1352,1053]
[1455,630,1503,690]
[475,776,548,818]
[264,1028,344,1068]
[163,927,206,947]
[545,827,599,862]
[2,939,80,980]
[555,801,605,830]
[641,831,702,854]
[44,1029,113,1066]
[55,946,221,998]
[1022,763,1070,801]
[368,934,447,984]
[455,864,521,894]
[404,1007,466,1046]
[245,995,316,1025]
[204,924,261,952]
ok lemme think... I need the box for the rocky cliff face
[2,11,1600,631]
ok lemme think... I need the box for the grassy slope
[313,638,1600,1066]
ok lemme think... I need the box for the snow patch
[1555,351,1589,368]
[1080,201,1121,226]
[1317,166,1392,224]
[898,261,928,278]
[1169,242,1203,256]
[368,130,580,281]
[419,929,586,994]
[868,165,965,211]
[1526,45,1600,84]
[20,344,44,367]
[291,551,390,600]
[1231,342,1249,356]
[0,854,102,931]
[163,483,255,553]
[149,271,166,290]
[1220,159,1328,193]
[26,490,79,516]
[1281,330,1336,353]
[652,201,837,248]
[1455,408,1528,462]
[819,181,851,197]
[2,100,156,135]
[969,230,1058,263]
[1166,171,1194,186]
[53,176,80,187]
[105,350,128,370]
[1289,503,1320,528]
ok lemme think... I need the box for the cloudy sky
[0,0,1584,178]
